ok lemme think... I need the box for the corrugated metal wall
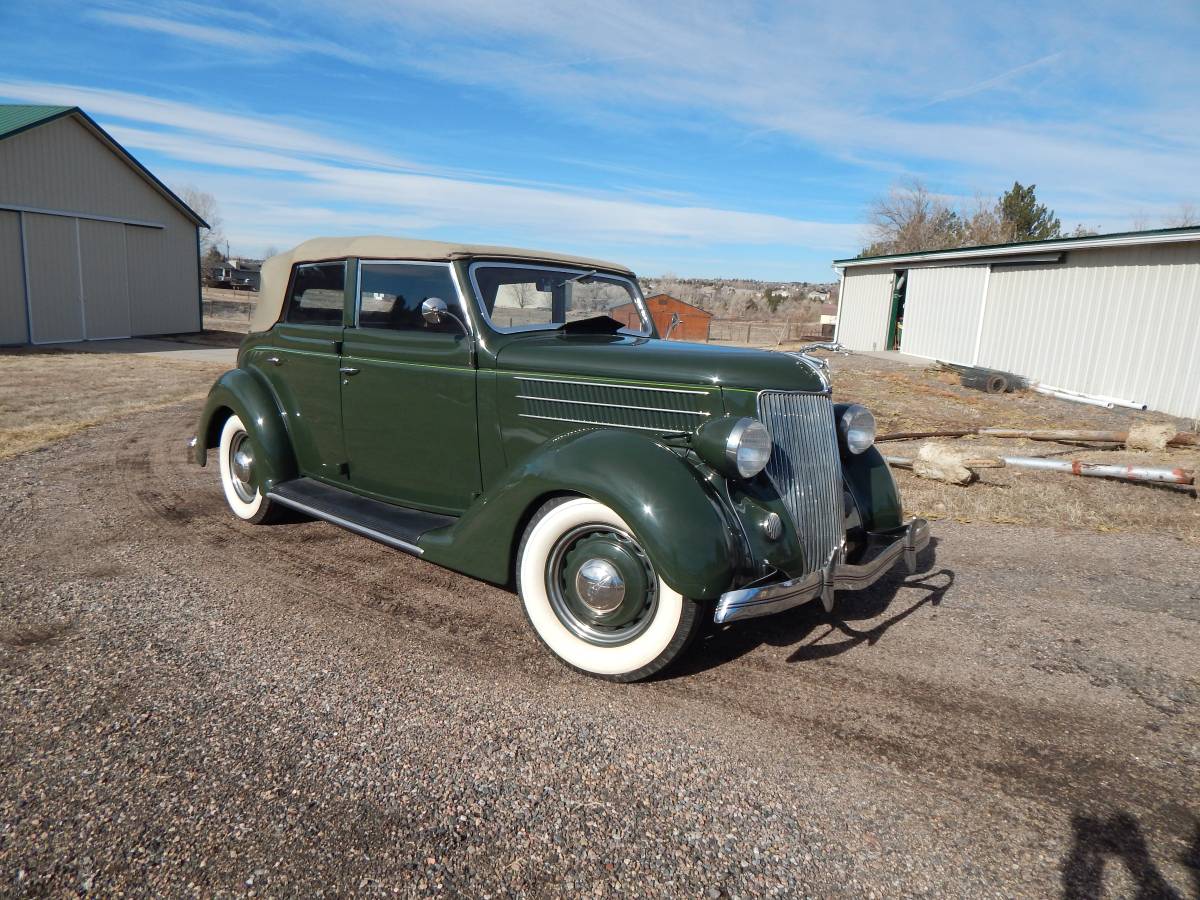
[835,269,894,351]
[0,115,200,342]
[899,265,988,365]
[978,243,1200,420]
[0,210,25,344]
[838,240,1200,420]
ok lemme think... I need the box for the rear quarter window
[285,262,345,325]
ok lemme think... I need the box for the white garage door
[899,265,989,365]
[836,270,895,351]
[22,213,135,344]
[79,219,132,340]
[25,213,83,344]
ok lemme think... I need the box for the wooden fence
[707,319,830,346]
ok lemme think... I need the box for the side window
[358,263,460,331]
[285,262,346,325]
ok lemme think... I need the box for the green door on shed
[339,261,480,513]
[259,261,348,483]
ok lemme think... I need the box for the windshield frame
[467,260,654,337]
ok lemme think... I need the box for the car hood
[493,333,827,393]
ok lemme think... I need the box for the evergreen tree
[999,182,1061,242]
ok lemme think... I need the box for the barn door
[25,213,83,344]
[78,220,132,340]
[899,265,989,364]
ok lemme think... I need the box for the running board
[268,478,456,556]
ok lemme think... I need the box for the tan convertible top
[250,235,635,333]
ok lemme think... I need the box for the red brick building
[612,293,713,341]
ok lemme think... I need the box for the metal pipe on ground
[876,428,1200,448]
[1034,385,1114,409]
[885,454,1194,487]
[1036,383,1149,411]
[999,456,1194,486]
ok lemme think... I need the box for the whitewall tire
[217,414,284,524]
[517,497,703,681]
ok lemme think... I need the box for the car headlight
[839,404,876,454]
[694,416,772,479]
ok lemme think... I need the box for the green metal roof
[0,104,75,140]
[834,224,1200,268]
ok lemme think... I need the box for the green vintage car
[190,237,929,681]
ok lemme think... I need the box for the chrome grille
[757,391,844,574]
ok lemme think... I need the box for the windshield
[470,263,652,335]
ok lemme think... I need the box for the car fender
[418,429,737,599]
[835,403,903,532]
[192,368,297,491]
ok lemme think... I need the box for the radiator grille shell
[757,391,845,574]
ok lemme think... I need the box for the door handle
[266,356,282,366]
[339,367,360,376]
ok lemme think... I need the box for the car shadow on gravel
[1061,811,1198,899]
[669,543,953,677]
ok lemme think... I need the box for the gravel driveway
[1,403,1197,897]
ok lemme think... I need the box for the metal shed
[833,228,1200,419]
[0,105,206,345]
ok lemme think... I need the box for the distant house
[207,258,262,291]
[0,104,207,344]
[613,293,713,341]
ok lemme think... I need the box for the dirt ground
[0,349,228,460]
[822,353,1200,544]
[0,341,1196,896]
[1,399,1197,897]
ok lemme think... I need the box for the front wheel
[517,497,703,682]
[217,414,288,524]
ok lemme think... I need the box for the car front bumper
[713,518,931,624]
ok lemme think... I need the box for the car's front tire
[517,497,703,682]
[217,414,287,524]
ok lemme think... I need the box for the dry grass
[0,350,227,460]
[827,354,1200,543]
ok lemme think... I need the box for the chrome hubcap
[546,524,658,647]
[574,558,626,613]
[228,433,256,503]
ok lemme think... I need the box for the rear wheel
[217,414,287,524]
[517,497,703,681]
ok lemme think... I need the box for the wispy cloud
[89,9,369,66]
[312,0,1199,214]
[0,79,418,170]
[0,79,859,263]
[922,52,1065,107]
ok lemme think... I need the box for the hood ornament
[783,341,847,389]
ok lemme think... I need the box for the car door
[339,260,481,513]
[258,260,349,484]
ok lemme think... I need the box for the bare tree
[862,179,962,256]
[1164,202,1199,228]
[263,245,280,259]
[510,280,538,308]
[959,193,1005,247]
[175,185,225,257]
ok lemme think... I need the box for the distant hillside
[638,276,837,322]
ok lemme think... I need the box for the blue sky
[1,1,1197,280]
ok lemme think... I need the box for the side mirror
[421,297,448,325]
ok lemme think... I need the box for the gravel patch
[1,402,1197,897]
